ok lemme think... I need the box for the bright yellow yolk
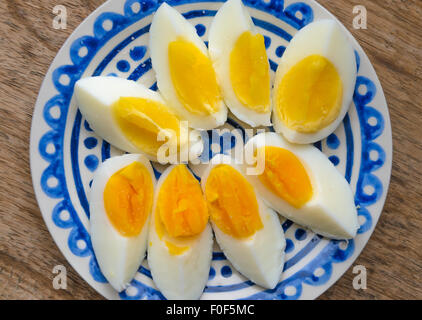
[205,164,263,239]
[276,54,343,133]
[230,31,270,113]
[113,97,182,156]
[259,146,313,208]
[103,162,153,237]
[168,37,221,116]
[156,165,209,239]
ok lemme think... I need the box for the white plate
[30,0,392,300]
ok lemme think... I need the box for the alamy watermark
[352,264,367,290]
[353,5,367,29]
[52,264,67,290]
[52,5,67,30]
[154,122,266,175]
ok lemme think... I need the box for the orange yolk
[276,54,343,132]
[103,162,154,237]
[230,31,270,112]
[205,164,263,239]
[156,165,209,238]
[168,37,221,115]
[259,146,313,208]
[113,97,182,156]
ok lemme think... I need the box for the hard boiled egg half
[90,154,155,292]
[149,3,227,130]
[208,0,272,127]
[244,132,359,239]
[148,164,213,300]
[201,154,285,289]
[74,76,203,163]
[272,20,357,143]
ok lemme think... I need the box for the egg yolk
[103,162,154,237]
[168,37,221,116]
[276,54,343,133]
[230,31,270,113]
[259,146,313,208]
[164,240,189,256]
[205,164,263,239]
[156,165,209,239]
[113,97,182,156]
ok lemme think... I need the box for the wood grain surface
[0,0,421,300]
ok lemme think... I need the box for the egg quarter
[89,154,156,292]
[149,3,227,130]
[147,164,213,300]
[74,76,203,163]
[208,0,272,127]
[244,133,359,239]
[201,154,285,289]
[272,19,357,144]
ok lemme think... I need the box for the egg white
[272,19,357,144]
[244,132,359,239]
[90,154,155,292]
[147,165,213,300]
[74,76,203,162]
[201,154,285,289]
[208,0,272,127]
[149,3,227,130]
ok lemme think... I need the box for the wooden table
[0,0,421,300]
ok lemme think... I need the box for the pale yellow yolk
[259,146,313,208]
[164,240,189,255]
[276,54,343,133]
[155,165,209,255]
[103,162,153,237]
[230,31,270,113]
[205,165,263,239]
[168,37,221,116]
[113,97,182,156]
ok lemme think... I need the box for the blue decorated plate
[30,0,392,300]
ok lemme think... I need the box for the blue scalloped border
[36,0,385,299]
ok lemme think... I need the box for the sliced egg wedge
[244,132,359,239]
[201,154,285,289]
[148,164,213,300]
[90,154,155,292]
[74,76,203,163]
[272,20,357,143]
[149,3,227,130]
[208,0,271,127]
